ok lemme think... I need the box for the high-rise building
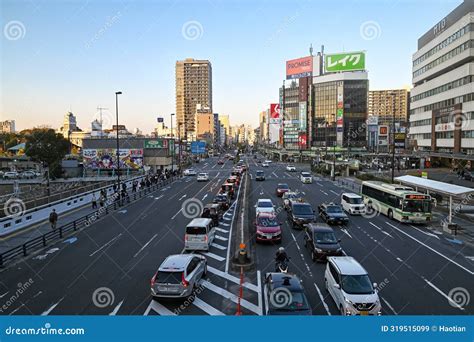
[195,106,214,144]
[219,114,230,145]
[368,89,410,127]
[0,120,15,133]
[259,110,269,144]
[409,0,474,157]
[176,58,212,140]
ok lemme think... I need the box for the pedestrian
[49,209,58,230]
[91,193,98,209]
[99,194,105,207]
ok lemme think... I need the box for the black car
[255,170,265,181]
[304,223,343,261]
[287,202,315,229]
[318,203,349,225]
[463,171,474,181]
[265,273,312,315]
[213,194,230,210]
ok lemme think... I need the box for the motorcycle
[275,259,289,273]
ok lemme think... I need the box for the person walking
[91,193,98,209]
[49,209,58,230]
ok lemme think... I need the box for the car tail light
[185,234,188,241]
[150,273,157,286]
[181,273,189,287]
[204,235,208,242]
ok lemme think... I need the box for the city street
[1,156,472,316]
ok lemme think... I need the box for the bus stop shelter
[394,175,474,226]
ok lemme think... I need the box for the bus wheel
[388,209,393,220]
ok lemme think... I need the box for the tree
[24,129,69,178]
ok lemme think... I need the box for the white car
[300,172,313,184]
[286,165,296,172]
[3,171,19,179]
[341,193,366,215]
[264,160,272,164]
[262,162,269,168]
[325,257,381,316]
[183,168,197,176]
[197,172,209,182]
[255,199,275,216]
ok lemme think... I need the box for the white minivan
[325,256,382,316]
[341,193,366,215]
[184,218,215,251]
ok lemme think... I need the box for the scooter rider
[275,247,289,271]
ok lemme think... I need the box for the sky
[1,0,463,133]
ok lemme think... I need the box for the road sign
[191,141,206,154]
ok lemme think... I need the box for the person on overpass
[49,209,58,230]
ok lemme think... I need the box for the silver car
[150,254,207,298]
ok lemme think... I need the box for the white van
[341,193,366,215]
[325,257,381,316]
[184,218,215,251]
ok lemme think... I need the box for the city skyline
[2,0,463,132]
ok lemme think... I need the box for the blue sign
[191,141,206,154]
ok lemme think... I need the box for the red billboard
[298,132,307,148]
[299,77,309,101]
[286,56,313,80]
[270,103,280,119]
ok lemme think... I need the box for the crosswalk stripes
[215,227,229,233]
[211,243,226,250]
[200,251,225,261]
[144,300,176,316]
[192,297,225,316]
[215,235,228,241]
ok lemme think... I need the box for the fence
[0,176,178,267]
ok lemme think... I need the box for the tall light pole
[170,113,175,172]
[389,92,396,183]
[115,91,122,190]
[332,113,336,181]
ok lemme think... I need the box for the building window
[411,76,473,103]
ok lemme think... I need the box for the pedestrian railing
[0,176,179,268]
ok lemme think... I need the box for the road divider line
[385,222,474,275]
[410,225,440,239]
[330,190,339,196]
[381,297,397,315]
[207,266,259,292]
[320,190,329,196]
[41,297,64,316]
[369,222,394,238]
[192,297,225,315]
[133,234,158,258]
[313,283,331,315]
[422,277,464,310]
[341,229,352,239]
[171,209,182,220]
[89,234,122,257]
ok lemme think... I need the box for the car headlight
[336,248,342,252]
[315,248,323,253]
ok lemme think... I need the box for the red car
[217,160,225,165]
[255,213,282,243]
[275,183,290,197]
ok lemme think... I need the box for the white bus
[361,181,432,223]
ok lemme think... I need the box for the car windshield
[347,197,363,204]
[302,173,310,177]
[156,271,182,284]
[257,171,264,175]
[341,274,374,295]
[198,173,207,177]
[403,200,431,213]
[257,217,279,227]
[258,201,273,208]
[270,290,310,311]
[293,204,313,215]
[314,232,337,244]
[278,184,289,190]
[327,206,343,213]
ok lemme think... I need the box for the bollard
[237,243,248,264]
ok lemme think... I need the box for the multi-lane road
[0,155,472,316]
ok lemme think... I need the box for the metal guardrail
[0,176,178,268]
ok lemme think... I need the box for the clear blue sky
[1,0,463,132]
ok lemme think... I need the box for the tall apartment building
[219,114,230,145]
[0,120,15,133]
[409,0,474,157]
[195,106,214,144]
[175,58,212,139]
[368,89,410,127]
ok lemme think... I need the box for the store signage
[325,51,366,72]
[144,139,168,149]
[286,56,313,79]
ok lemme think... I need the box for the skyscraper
[175,58,213,140]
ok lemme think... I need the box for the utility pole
[115,92,122,194]
[390,92,396,183]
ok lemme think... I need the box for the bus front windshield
[403,200,431,213]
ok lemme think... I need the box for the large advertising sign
[144,139,168,149]
[325,52,366,72]
[83,149,143,169]
[336,83,344,146]
[395,133,406,148]
[379,126,389,136]
[298,132,307,149]
[286,56,313,79]
[269,103,281,124]
[298,77,308,101]
[191,141,206,154]
[269,123,280,144]
[299,102,307,131]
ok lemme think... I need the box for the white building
[409,0,474,157]
[0,120,15,133]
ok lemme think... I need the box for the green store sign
[325,52,366,72]
[144,139,167,149]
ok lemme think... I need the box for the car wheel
[388,209,393,220]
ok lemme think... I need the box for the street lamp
[115,91,122,192]
[389,92,396,183]
[170,113,175,173]
[332,114,336,181]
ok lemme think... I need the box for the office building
[195,106,214,144]
[175,58,212,140]
[409,0,474,157]
[368,89,410,127]
[0,120,15,133]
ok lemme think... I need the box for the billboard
[144,139,168,149]
[299,102,307,131]
[367,116,378,126]
[191,141,206,154]
[336,83,344,146]
[157,117,164,123]
[298,77,309,101]
[269,103,281,124]
[395,133,406,148]
[83,149,143,169]
[286,56,313,79]
[298,132,307,148]
[325,51,366,72]
[379,126,389,136]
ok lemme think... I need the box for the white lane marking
[207,266,259,292]
[0,292,9,299]
[134,234,158,258]
[200,280,260,315]
[9,304,25,315]
[221,163,225,169]
[41,297,64,316]
[225,176,243,273]
[330,190,340,196]
[171,208,182,220]
[285,172,292,178]
[369,222,394,239]
[215,235,228,241]
[341,228,352,239]
[221,222,230,227]
[256,270,263,315]
[263,279,269,315]
[212,164,217,169]
[192,297,225,316]
[144,300,177,316]
[89,234,122,257]
[422,278,465,311]
[381,297,397,315]
[118,209,127,214]
[272,171,278,177]
[109,300,124,315]
[320,190,329,196]
[410,225,440,240]
[215,227,229,233]
[202,194,208,201]
[211,243,226,250]
[250,174,253,179]
[313,283,331,315]
[200,252,225,262]
[396,257,403,262]
[466,256,474,261]
[385,222,474,275]
[155,195,164,200]
[179,194,187,201]
[316,182,323,187]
